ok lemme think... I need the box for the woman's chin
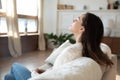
[68,29,72,33]
[68,27,72,32]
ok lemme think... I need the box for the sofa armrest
[38,63,53,70]
[102,54,117,80]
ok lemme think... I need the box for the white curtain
[0,0,2,9]
[6,0,22,57]
[38,0,46,50]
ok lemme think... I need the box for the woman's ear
[79,26,85,33]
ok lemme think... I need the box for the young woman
[53,12,113,70]
[4,12,113,80]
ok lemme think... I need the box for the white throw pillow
[45,40,72,65]
[28,57,102,80]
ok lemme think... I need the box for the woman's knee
[12,63,21,68]
[11,63,20,73]
[11,63,31,79]
[11,63,30,73]
[4,73,15,80]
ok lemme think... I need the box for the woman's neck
[74,33,82,43]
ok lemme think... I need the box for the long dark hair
[81,13,113,67]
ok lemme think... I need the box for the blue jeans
[4,63,31,80]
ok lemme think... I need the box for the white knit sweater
[53,42,112,69]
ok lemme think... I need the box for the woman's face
[69,14,85,35]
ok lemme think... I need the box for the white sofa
[29,55,117,80]
[29,40,117,80]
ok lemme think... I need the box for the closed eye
[73,17,80,22]
[73,19,77,22]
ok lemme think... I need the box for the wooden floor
[0,50,120,80]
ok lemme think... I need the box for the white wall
[59,0,108,10]
[43,0,58,34]
[43,0,108,34]
[57,10,120,37]
[43,0,120,34]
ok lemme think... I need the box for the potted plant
[45,33,75,49]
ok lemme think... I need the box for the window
[18,18,37,33]
[0,17,7,34]
[0,0,7,34]
[17,0,38,34]
[0,0,38,35]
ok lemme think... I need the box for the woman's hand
[35,68,45,74]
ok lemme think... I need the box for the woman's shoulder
[61,42,83,57]
[64,42,82,52]
[100,43,112,59]
[53,42,83,69]
[69,42,82,49]
[56,42,83,60]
